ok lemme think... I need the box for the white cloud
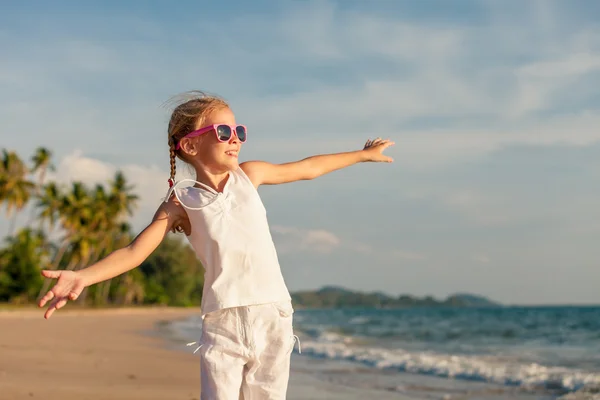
[53,150,115,183]
[48,151,169,230]
[271,225,341,254]
[271,224,425,263]
[508,52,600,117]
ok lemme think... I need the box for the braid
[168,142,177,187]
[168,137,183,233]
[167,139,183,233]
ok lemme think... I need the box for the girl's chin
[223,158,239,169]
[202,156,239,171]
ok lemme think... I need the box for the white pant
[199,300,296,399]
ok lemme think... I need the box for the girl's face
[192,107,243,172]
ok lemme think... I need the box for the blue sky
[1,1,599,305]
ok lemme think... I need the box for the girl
[39,91,394,399]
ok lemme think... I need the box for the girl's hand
[362,137,395,162]
[38,270,87,319]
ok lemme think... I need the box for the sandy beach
[0,307,200,400]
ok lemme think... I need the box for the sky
[1,0,599,305]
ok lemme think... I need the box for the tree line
[0,148,204,307]
[291,286,499,308]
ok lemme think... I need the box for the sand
[0,307,200,400]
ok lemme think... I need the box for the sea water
[168,306,600,399]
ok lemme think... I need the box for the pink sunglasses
[175,124,247,150]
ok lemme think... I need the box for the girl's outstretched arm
[38,199,187,319]
[241,137,394,187]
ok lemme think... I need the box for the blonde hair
[164,91,229,233]
[165,90,229,186]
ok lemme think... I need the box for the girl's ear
[180,138,199,156]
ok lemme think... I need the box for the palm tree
[34,182,64,300]
[0,228,49,303]
[108,171,139,220]
[75,184,111,304]
[30,148,53,186]
[36,182,62,234]
[0,149,35,234]
[89,172,138,304]
[54,182,96,271]
[28,147,54,226]
[45,172,138,305]
[60,181,93,233]
[36,181,93,300]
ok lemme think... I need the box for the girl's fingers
[364,137,395,161]
[44,303,57,319]
[38,290,55,307]
[371,138,393,147]
[41,270,61,279]
[55,298,68,310]
[44,296,67,319]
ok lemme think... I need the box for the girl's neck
[194,169,231,193]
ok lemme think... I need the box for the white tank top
[166,167,291,316]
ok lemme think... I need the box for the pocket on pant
[271,300,294,318]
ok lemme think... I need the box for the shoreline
[0,304,201,315]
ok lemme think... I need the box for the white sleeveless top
[166,167,291,316]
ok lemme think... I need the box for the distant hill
[290,287,501,309]
[444,293,499,307]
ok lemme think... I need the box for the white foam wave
[319,331,355,344]
[349,316,370,325]
[300,340,600,393]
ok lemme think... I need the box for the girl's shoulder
[161,192,188,218]
[157,195,191,235]
[238,161,263,188]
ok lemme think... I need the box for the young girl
[38,91,394,399]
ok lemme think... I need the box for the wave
[168,309,600,395]
[299,339,600,394]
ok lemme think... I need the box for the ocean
[167,305,600,399]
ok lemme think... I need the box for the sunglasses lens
[235,126,247,142]
[216,125,232,141]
